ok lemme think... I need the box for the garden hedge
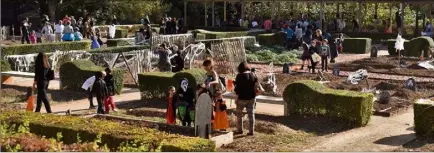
[414,99,434,136]
[87,45,150,53]
[138,72,175,100]
[195,29,266,40]
[1,59,12,72]
[0,41,91,57]
[1,111,216,151]
[233,36,256,48]
[283,80,374,127]
[336,32,412,44]
[106,38,133,47]
[387,36,434,57]
[342,38,372,54]
[138,69,206,100]
[114,29,128,38]
[257,32,286,47]
[59,60,124,94]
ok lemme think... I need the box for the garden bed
[335,56,434,78]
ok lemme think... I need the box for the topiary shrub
[414,99,434,136]
[172,69,206,92]
[335,32,412,44]
[106,39,133,47]
[283,80,374,127]
[233,36,256,48]
[1,111,216,151]
[342,38,372,54]
[387,39,410,56]
[387,36,434,57]
[59,60,124,94]
[0,41,91,57]
[1,60,12,72]
[246,54,259,62]
[138,72,175,100]
[257,32,286,47]
[114,29,128,38]
[87,45,150,53]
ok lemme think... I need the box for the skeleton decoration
[261,62,277,96]
[347,69,368,85]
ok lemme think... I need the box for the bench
[222,92,288,116]
[1,71,35,84]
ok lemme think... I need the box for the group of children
[81,68,117,114]
[165,60,229,131]
[29,27,84,44]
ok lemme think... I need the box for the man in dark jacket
[92,71,109,114]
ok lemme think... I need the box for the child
[91,71,109,114]
[36,29,43,43]
[174,78,195,126]
[300,41,311,71]
[336,33,344,53]
[166,86,176,125]
[213,89,229,131]
[95,28,103,46]
[308,40,319,73]
[103,68,117,114]
[74,27,83,41]
[320,39,331,72]
[91,35,101,49]
[29,30,37,44]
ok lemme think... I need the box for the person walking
[92,71,109,114]
[234,62,260,136]
[21,18,30,44]
[103,68,118,113]
[32,52,52,113]
[55,20,64,42]
[42,22,54,43]
[82,74,97,109]
[155,43,172,72]
[62,21,74,41]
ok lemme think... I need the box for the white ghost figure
[181,79,189,92]
[395,34,405,51]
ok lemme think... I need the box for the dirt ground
[395,137,434,152]
[336,56,434,78]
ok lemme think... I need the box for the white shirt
[42,25,53,35]
[55,24,64,34]
[109,25,116,39]
[252,21,258,28]
[81,76,96,90]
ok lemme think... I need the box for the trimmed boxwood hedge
[342,38,372,54]
[414,99,434,136]
[283,80,374,127]
[0,41,91,57]
[87,45,150,53]
[195,29,266,40]
[59,60,124,94]
[138,72,175,100]
[335,32,412,44]
[257,32,286,47]
[115,29,128,38]
[106,38,133,47]
[138,69,206,100]
[1,59,12,72]
[1,111,216,151]
[387,36,434,57]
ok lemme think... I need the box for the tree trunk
[415,8,419,37]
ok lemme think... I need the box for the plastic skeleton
[263,62,277,95]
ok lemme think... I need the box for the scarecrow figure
[174,78,195,127]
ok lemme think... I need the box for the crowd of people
[159,16,184,35]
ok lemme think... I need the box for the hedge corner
[172,69,206,92]
[115,29,128,38]
[283,80,374,127]
[138,72,175,100]
[414,99,434,136]
[1,59,12,72]
[342,38,372,54]
[59,60,124,94]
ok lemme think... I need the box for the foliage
[195,29,266,40]
[257,32,286,47]
[246,46,301,64]
[1,60,12,72]
[1,111,215,151]
[337,32,411,44]
[342,38,372,54]
[114,29,128,38]
[246,54,259,62]
[87,45,150,53]
[59,60,124,94]
[414,99,434,136]
[106,39,132,47]
[283,80,374,127]
[172,69,207,93]
[0,41,91,57]
[387,36,434,57]
[138,72,175,100]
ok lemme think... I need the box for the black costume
[174,78,195,126]
[92,76,109,114]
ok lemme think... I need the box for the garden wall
[1,111,216,152]
[59,60,124,94]
[414,99,434,136]
[283,80,374,127]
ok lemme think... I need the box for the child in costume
[213,89,229,131]
[29,30,37,44]
[174,78,195,126]
[103,68,117,113]
[166,86,176,125]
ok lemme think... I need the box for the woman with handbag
[234,62,261,136]
[32,52,53,113]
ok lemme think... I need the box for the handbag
[311,53,321,63]
[46,68,55,80]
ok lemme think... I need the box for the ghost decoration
[181,79,189,92]
[395,34,405,51]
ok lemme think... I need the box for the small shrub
[255,50,277,62]
[273,52,299,64]
[283,80,374,127]
[138,72,175,100]
[59,60,124,94]
[114,29,128,38]
[87,45,150,53]
[1,60,12,72]
[246,54,259,62]
[414,99,434,136]
[342,38,372,54]
[106,39,133,47]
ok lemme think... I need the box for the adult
[178,17,184,33]
[41,22,54,42]
[77,17,84,34]
[424,22,433,37]
[396,11,402,33]
[303,24,313,44]
[284,26,294,49]
[352,19,360,32]
[136,28,146,44]
[234,62,259,136]
[71,16,77,28]
[295,24,303,42]
[62,21,74,41]
[264,18,272,33]
[313,29,324,47]
[251,20,259,28]
[33,52,52,113]
[337,18,346,31]
[155,43,172,72]
[108,23,116,39]
[112,15,118,25]
[63,15,71,25]
[159,18,166,35]
[83,21,91,39]
[143,15,150,27]
[171,48,184,73]
[55,20,64,42]
[144,25,151,40]
[21,18,30,44]
[81,74,97,109]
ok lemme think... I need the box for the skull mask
[180,78,189,92]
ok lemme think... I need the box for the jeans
[236,99,255,134]
[35,80,52,113]
[321,56,328,71]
